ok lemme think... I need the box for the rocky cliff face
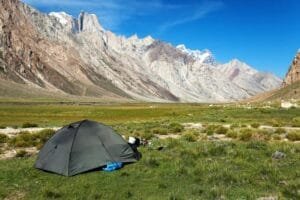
[0,0,282,102]
[284,51,300,85]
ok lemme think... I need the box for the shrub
[0,125,6,129]
[168,123,184,133]
[238,129,253,141]
[182,131,198,142]
[215,126,228,135]
[286,131,300,141]
[250,123,260,128]
[275,128,286,134]
[22,122,38,128]
[0,134,8,144]
[152,128,168,135]
[226,130,238,139]
[15,150,29,158]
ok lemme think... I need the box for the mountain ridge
[0,0,282,102]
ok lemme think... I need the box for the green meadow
[0,103,299,127]
[0,102,299,199]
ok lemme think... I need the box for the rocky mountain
[284,51,300,85]
[218,59,282,95]
[0,0,282,102]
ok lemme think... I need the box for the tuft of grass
[22,122,38,128]
[143,157,160,168]
[8,129,55,148]
[238,129,253,141]
[215,126,228,135]
[140,132,155,140]
[275,128,286,134]
[230,124,240,129]
[286,131,300,141]
[152,128,168,135]
[291,117,300,127]
[0,134,8,144]
[203,125,220,135]
[268,120,282,127]
[43,189,62,199]
[272,134,282,140]
[255,129,272,141]
[181,131,198,142]
[168,123,184,133]
[226,130,238,139]
[15,150,29,158]
[250,123,260,128]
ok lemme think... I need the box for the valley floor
[0,102,299,199]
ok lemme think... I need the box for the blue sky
[22,0,300,78]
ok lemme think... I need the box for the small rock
[272,151,286,159]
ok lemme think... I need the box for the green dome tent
[35,120,138,176]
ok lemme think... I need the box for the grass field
[0,102,299,199]
[0,103,299,127]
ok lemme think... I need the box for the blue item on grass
[103,162,123,172]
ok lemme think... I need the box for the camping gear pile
[35,120,140,176]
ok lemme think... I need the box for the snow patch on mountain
[49,12,71,25]
[176,44,215,64]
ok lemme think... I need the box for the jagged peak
[176,44,215,64]
[78,11,104,32]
